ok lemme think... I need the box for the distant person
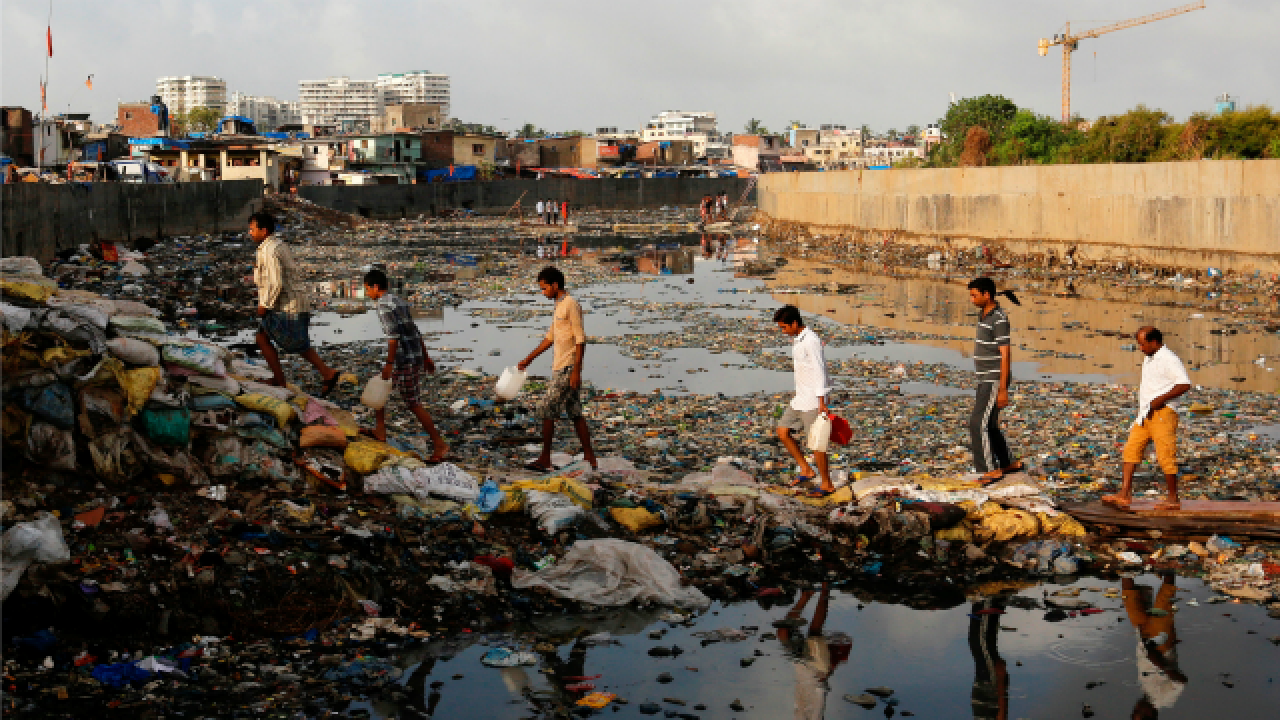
[775,582,851,720]
[1123,572,1187,716]
[535,199,545,222]
[773,304,835,495]
[517,266,598,472]
[1103,327,1191,511]
[544,198,553,225]
[718,191,729,219]
[363,269,449,460]
[968,277,1022,484]
[250,211,342,394]
[699,194,712,224]
[561,199,570,226]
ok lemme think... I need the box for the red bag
[828,415,853,445]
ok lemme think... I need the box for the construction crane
[1039,1,1206,122]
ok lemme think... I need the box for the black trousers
[970,381,1012,473]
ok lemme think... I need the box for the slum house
[538,136,599,171]
[635,247,695,275]
[346,132,426,184]
[79,131,130,163]
[421,130,498,172]
[497,138,541,177]
[132,137,282,189]
[298,138,350,186]
[634,139,695,168]
[730,134,786,172]
[370,102,445,133]
[116,100,169,138]
[2,107,35,166]
[594,127,640,169]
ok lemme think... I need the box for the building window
[125,111,133,120]
[472,144,484,155]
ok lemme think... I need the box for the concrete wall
[299,177,754,217]
[2,180,263,262]
[757,160,1280,272]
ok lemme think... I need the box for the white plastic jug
[807,413,832,453]
[361,375,392,410]
[495,366,527,401]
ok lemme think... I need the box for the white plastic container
[807,413,832,453]
[494,366,528,401]
[361,375,392,410]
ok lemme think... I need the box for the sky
[2,0,1276,135]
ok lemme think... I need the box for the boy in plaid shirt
[364,269,448,461]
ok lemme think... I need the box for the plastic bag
[512,539,710,608]
[89,430,141,485]
[13,382,76,429]
[976,508,1041,543]
[201,435,244,478]
[59,303,110,331]
[137,406,191,446]
[610,506,664,533]
[417,463,479,502]
[107,338,160,366]
[0,257,43,276]
[361,375,392,410]
[0,279,55,304]
[807,413,832,452]
[1,301,32,334]
[526,490,584,534]
[3,512,69,564]
[186,373,240,395]
[78,386,126,439]
[475,480,506,514]
[162,344,226,377]
[300,425,348,449]
[26,422,76,471]
[829,414,853,445]
[509,476,594,509]
[111,299,158,318]
[344,440,406,474]
[235,393,297,427]
[109,315,166,336]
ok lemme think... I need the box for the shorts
[778,407,821,437]
[1122,407,1178,475]
[392,364,422,407]
[259,311,311,355]
[535,365,584,421]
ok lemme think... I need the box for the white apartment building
[155,76,227,116]
[227,93,301,132]
[376,71,450,118]
[298,77,381,131]
[864,142,925,165]
[642,111,719,157]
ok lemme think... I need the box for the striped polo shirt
[974,305,1011,383]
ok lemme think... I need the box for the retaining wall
[298,177,753,218]
[1,180,264,262]
[757,160,1280,273]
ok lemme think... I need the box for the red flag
[47,27,53,57]
[40,80,47,112]
[85,75,93,90]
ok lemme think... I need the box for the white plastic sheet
[2,512,70,600]
[512,539,710,608]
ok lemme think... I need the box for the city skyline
[2,0,1277,134]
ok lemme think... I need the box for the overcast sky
[3,0,1275,134]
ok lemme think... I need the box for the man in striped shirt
[968,277,1022,483]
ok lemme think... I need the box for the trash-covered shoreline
[3,200,1278,718]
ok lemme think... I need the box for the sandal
[977,471,1004,486]
[319,371,343,398]
[806,488,835,499]
[524,460,554,473]
[788,472,817,488]
[1002,460,1025,473]
[1100,494,1132,509]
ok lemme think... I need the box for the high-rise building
[298,77,381,131]
[376,71,450,118]
[155,76,227,116]
[228,93,301,132]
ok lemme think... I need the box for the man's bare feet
[426,443,450,464]
[1101,494,1132,509]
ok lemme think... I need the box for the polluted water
[1,197,1277,718]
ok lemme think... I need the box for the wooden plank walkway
[1062,500,1280,540]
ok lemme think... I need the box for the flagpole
[39,0,52,171]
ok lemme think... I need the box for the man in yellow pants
[1104,327,1191,511]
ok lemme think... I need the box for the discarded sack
[235,393,297,428]
[162,343,227,377]
[512,538,710,608]
[2,512,71,600]
[300,425,348,449]
[610,506,664,533]
[107,338,160,367]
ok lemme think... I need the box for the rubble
[4,201,1278,717]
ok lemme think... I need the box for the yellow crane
[1039,1,1206,122]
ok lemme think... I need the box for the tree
[959,126,992,167]
[175,106,220,135]
[934,94,1018,166]
[1064,105,1175,163]
[994,109,1078,164]
[905,124,921,139]
[517,123,545,138]
[860,124,872,140]
[886,128,899,141]
[744,118,770,135]
[788,119,804,129]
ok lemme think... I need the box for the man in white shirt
[1104,327,1191,511]
[773,305,835,495]
[535,199,544,221]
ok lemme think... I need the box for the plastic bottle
[807,414,832,452]
[495,366,528,401]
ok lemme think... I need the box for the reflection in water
[1125,573,1187,718]
[969,597,1010,720]
[778,582,852,720]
